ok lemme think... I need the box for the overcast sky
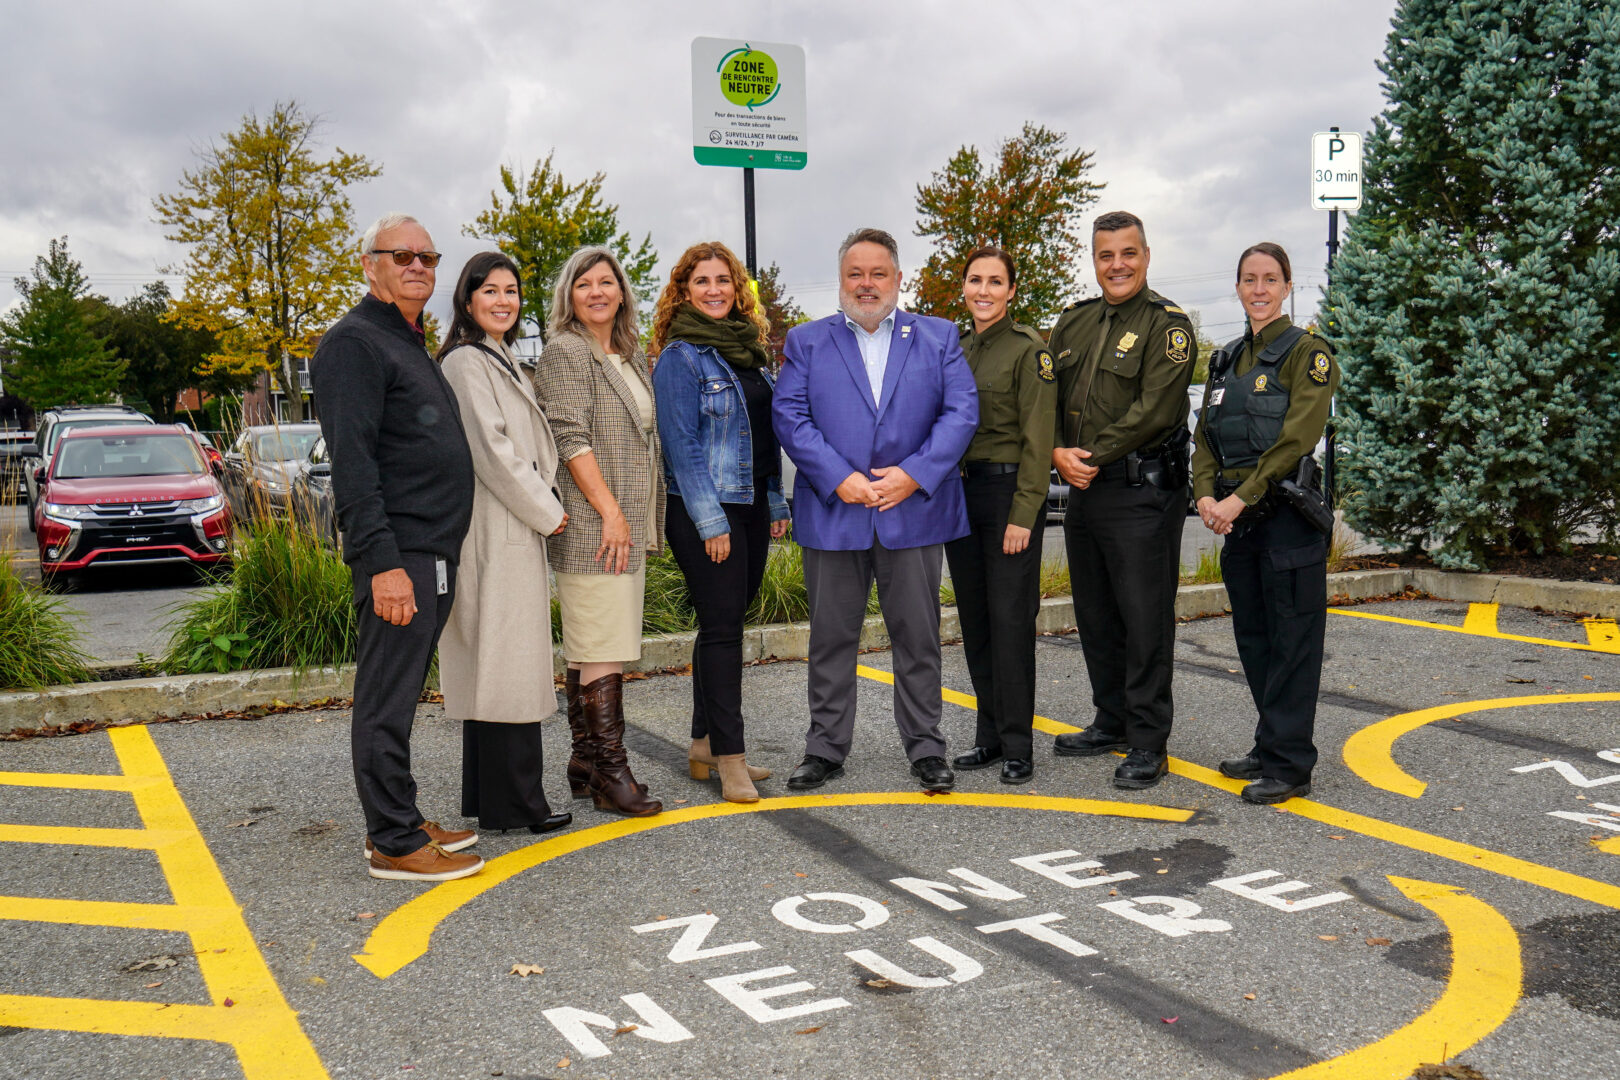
[0,0,1398,343]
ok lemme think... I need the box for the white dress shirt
[843,310,898,407]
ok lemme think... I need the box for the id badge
[435,558,448,596]
[1208,388,1226,406]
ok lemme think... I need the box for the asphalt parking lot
[2,597,1618,1079]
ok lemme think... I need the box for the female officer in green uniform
[946,247,1058,783]
[1192,242,1339,804]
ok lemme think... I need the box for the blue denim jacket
[653,340,791,540]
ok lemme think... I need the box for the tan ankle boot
[715,754,760,803]
[689,736,772,781]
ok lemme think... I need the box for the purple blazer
[772,310,977,551]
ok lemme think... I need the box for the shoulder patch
[1308,350,1332,385]
[1036,349,1056,383]
[1166,326,1191,364]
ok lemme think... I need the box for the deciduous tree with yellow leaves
[155,101,379,422]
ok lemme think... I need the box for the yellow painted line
[355,790,1195,979]
[0,895,231,933]
[1329,607,1620,655]
[867,670,1620,913]
[1263,876,1520,1080]
[1342,693,1620,798]
[0,770,149,791]
[0,823,184,849]
[1461,602,1499,635]
[1598,837,1620,856]
[1585,618,1620,652]
[0,726,327,1079]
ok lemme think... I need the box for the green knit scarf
[667,302,771,370]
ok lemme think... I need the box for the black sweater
[310,294,474,577]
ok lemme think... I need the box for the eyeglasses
[369,248,443,268]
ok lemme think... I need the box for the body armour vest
[1201,325,1308,470]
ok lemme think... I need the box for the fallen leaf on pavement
[356,912,376,920]
[125,955,181,972]
[863,978,895,989]
[795,1026,822,1035]
[1243,993,1256,1000]
[794,872,808,878]
[613,1025,638,1036]
[1161,1016,1178,1024]
[1413,1064,1487,1079]
[557,1058,570,1069]
[144,982,163,989]
[223,998,234,1007]
[1317,935,1339,942]
[509,964,544,977]
[1366,937,1392,946]
[225,818,258,828]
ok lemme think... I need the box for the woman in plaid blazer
[534,246,666,818]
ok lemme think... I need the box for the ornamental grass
[0,551,93,689]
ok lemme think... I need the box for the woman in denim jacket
[651,241,791,802]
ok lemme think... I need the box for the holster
[1276,455,1335,536]
[1127,427,1192,491]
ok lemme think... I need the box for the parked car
[1,429,33,498]
[221,423,322,524]
[290,434,338,546]
[32,424,232,586]
[24,404,153,530]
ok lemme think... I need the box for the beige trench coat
[533,329,665,574]
[440,336,567,724]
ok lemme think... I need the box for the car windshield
[54,434,205,479]
[49,416,150,453]
[252,430,321,462]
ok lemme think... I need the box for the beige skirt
[555,566,646,663]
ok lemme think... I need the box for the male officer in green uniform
[1192,241,1339,804]
[1049,211,1196,789]
[946,246,1058,783]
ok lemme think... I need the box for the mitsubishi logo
[129,506,146,517]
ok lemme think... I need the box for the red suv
[33,425,233,582]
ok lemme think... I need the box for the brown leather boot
[566,668,591,799]
[715,754,760,803]
[689,735,772,781]
[580,673,662,817]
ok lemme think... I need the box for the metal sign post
[692,38,808,277]
[1311,126,1363,511]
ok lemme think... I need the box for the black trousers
[1063,477,1185,753]
[944,471,1043,760]
[665,490,771,756]
[351,551,456,857]
[1220,504,1327,785]
[461,720,552,829]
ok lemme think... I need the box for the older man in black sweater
[311,212,480,882]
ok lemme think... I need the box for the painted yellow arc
[1341,693,1620,798]
[352,790,1195,979]
[1263,875,1522,1080]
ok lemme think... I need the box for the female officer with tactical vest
[1192,242,1339,805]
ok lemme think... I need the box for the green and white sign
[692,37,807,170]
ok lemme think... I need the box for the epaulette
[1061,295,1103,313]
[1011,322,1050,348]
[1147,294,1191,320]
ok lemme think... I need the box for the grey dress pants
[803,540,948,764]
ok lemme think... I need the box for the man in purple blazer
[772,228,979,791]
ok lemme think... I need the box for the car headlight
[42,502,92,519]
[181,495,225,514]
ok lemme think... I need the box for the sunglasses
[369,248,443,268]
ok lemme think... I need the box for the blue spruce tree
[1327,0,1620,568]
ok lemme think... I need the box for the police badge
[1166,327,1190,364]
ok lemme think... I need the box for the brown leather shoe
[367,840,484,881]
[580,673,662,817]
[364,820,476,862]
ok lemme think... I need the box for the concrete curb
[4,567,1615,732]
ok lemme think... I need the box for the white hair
[361,212,423,255]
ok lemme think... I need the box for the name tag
[435,558,448,595]
[1208,388,1226,406]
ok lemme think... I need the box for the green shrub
[162,514,355,673]
[0,553,93,689]
[1180,547,1223,585]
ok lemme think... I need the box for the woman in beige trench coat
[438,252,572,834]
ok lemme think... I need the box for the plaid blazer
[533,329,665,573]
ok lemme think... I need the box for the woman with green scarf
[651,241,791,802]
